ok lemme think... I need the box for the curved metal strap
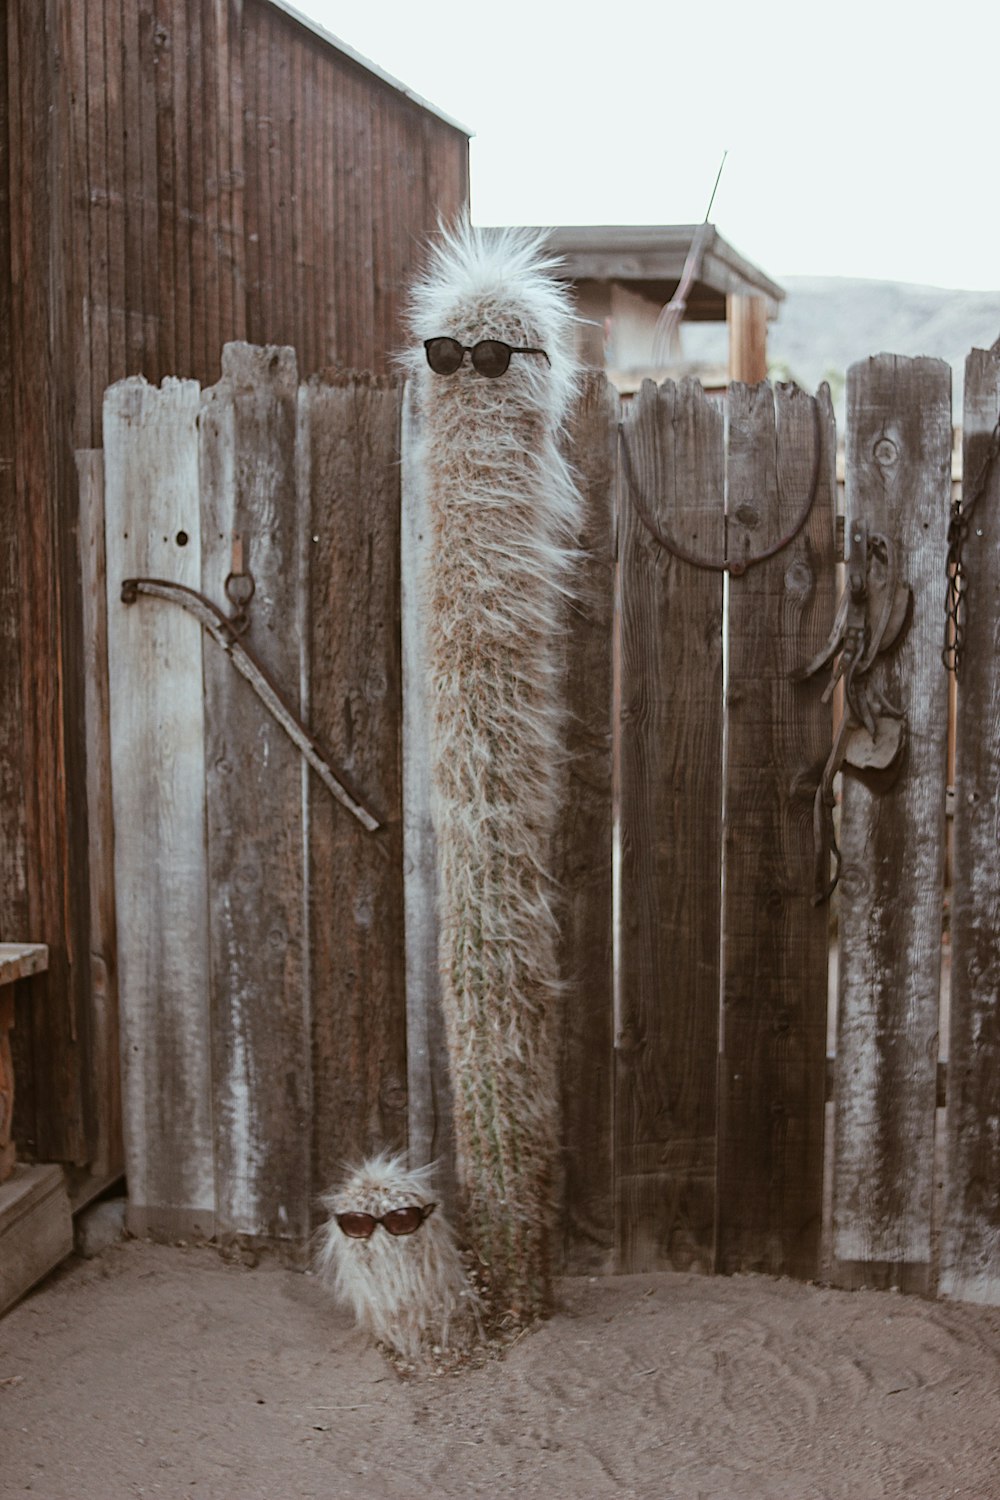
[121,577,380,832]
[618,396,823,576]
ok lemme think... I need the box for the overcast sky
[293,0,999,293]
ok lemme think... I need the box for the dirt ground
[2,1238,999,1500]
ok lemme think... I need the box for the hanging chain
[943,412,1000,676]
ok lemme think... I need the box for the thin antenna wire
[652,151,730,367]
[704,149,728,223]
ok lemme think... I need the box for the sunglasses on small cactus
[335,1203,437,1239]
[424,337,550,378]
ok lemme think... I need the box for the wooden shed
[0,0,469,1239]
[532,223,785,390]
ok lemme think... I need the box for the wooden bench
[0,943,49,1183]
[0,944,74,1316]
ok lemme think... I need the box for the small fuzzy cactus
[403,221,582,1330]
[316,1153,478,1364]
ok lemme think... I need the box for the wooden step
[0,1163,73,1316]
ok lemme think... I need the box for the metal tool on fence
[793,520,911,903]
[120,574,381,832]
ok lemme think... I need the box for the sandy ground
[2,1239,1000,1500]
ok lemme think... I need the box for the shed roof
[264,0,472,136]
[525,224,784,321]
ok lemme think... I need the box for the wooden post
[717,382,836,1278]
[832,355,951,1292]
[77,450,124,1188]
[104,376,215,1243]
[941,344,1000,1303]
[617,378,725,1274]
[728,295,769,384]
[302,372,407,1200]
[200,343,310,1246]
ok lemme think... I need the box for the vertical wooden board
[0,0,29,943]
[400,384,456,1213]
[85,0,110,441]
[77,451,123,1184]
[616,378,725,1274]
[718,382,836,1279]
[121,0,144,375]
[103,375,214,1236]
[8,0,88,1165]
[170,0,192,377]
[200,342,311,1243]
[303,373,407,1197]
[941,345,1000,1304]
[833,355,952,1286]
[152,0,177,382]
[555,373,617,1273]
[240,4,260,344]
[225,0,246,342]
[136,2,160,378]
[103,0,126,382]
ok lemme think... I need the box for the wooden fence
[93,341,1000,1304]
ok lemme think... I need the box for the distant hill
[768,277,1000,420]
[682,276,1000,420]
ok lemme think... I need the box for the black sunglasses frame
[424,337,550,378]
[335,1202,437,1239]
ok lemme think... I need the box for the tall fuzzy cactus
[404,222,582,1329]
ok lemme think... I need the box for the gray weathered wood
[833,355,952,1288]
[401,383,457,1212]
[555,373,617,1273]
[77,450,123,1185]
[104,376,215,1240]
[616,378,725,1274]
[302,373,408,1199]
[200,343,311,1243]
[718,381,836,1278]
[941,344,1000,1304]
[0,1163,74,1315]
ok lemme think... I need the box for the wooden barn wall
[0,0,469,1197]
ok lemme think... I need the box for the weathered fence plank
[718,381,836,1278]
[104,377,214,1240]
[302,373,407,1198]
[617,378,725,1274]
[77,449,123,1186]
[941,344,1000,1303]
[200,343,311,1245]
[833,355,952,1289]
[401,385,457,1212]
[556,373,618,1273]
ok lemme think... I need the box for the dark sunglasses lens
[425,337,465,375]
[337,1212,376,1239]
[471,340,511,378]
[381,1206,425,1236]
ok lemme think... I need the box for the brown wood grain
[0,0,29,945]
[556,373,618,1273]
[303,373,406,1198]
[832,355,952,1290]
[616,378,725,1274]
[7,1,88,1165]
[717,381,836,1279]
[941,345,1000,1304]
[200,343,310,1243]
[77,451,123,1184]
[1,0,469,1194]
